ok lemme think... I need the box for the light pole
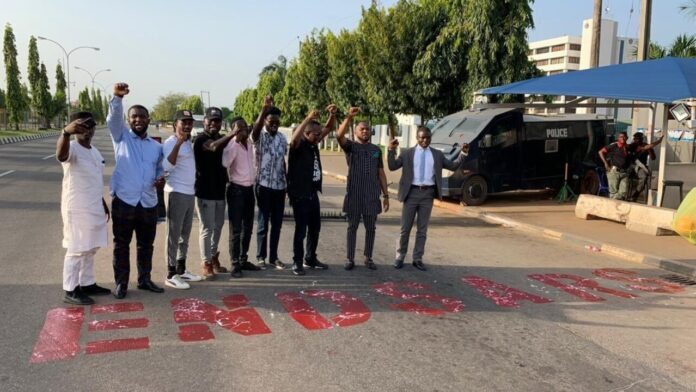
[200,90,210,112]
[74,66,111,92]
[37,36,99,114]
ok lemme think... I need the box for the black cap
[174,110,194,121]
[205,107,223,120]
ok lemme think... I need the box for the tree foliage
[178,95,204,115]
[231,88,258,123]
[0,88,5,109]
[35,63,53,128]
[4,24,27,129]
[151,92,187,121]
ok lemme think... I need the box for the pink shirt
[222,139,255,186]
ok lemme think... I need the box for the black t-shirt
[287,137,322,200]
[193,132,228,200]
[605,142,629,169]
[628,142,650,165]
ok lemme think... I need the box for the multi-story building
[527,18,638,121]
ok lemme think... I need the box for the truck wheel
[461,176,488,206]
[580,169,599,195]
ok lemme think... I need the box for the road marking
[0,170,15,178]
[42,154,56,160]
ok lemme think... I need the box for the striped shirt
[340,139,383,215]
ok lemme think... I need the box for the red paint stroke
[178,324,215,342]
[302,290,371,327]
[373,281,465,316]
[171,298,271,337]
[275,292,333,330]
[461,276,553,309]
[91,302,144,314]
[30,307,84,364]
[85,337,149,355]
[88,318,149,332]
[528,274,638,301]
[593,268,685,293]
[222,294,249,310]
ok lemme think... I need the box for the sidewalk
[320,149,696,277]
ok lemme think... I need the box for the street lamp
[200,90,211,112]
[37,36,99,114]
[74,66,111,92]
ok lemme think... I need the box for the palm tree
[679,0,696,18]
[668,34,696,57]
[259,55,287,77]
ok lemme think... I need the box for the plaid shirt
[253,128,287,190]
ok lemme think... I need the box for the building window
[535,59,549,66]
[550,57,564,64]
[568,57,580,64]
[535,47,549,54]
[552,44,565,52]
[569,43,581,51]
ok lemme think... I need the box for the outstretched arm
[290,109,321,149]
[56,119,88,162]
[107,83,130,142]
[251,95,273,142]
[336,106,360,148]
[442,143,470,170]
[386,138,403,171]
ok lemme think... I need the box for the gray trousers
[397,187,435,262]
[165,191,195,272]
[607,169,629,200]
[195,198,226,262]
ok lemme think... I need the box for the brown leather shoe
[201,262,214,280]
[211,252,228,273]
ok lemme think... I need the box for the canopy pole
[646,103,657,205]
[656,104,669,206]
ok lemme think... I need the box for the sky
[1,0,695,110]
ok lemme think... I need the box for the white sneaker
[165,275,190,289]
[180,270,203,282]
[256,259,268,270]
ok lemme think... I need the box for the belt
[411,185,435,190]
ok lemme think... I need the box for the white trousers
[63,247,98,291]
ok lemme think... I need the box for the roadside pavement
[320,148,696,278]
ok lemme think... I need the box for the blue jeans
[255,185,286,262]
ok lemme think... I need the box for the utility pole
[632,0,653,139]
[588,0,602,113]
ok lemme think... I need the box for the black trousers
[112,196,158,286]
[346,213,377,261]
[291,192,321,265]
[255,185,285,262]
[227,183,255,263]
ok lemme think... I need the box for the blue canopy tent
[477,57,696,206]
[481,57,696,103]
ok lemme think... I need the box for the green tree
[78,87,93,112]
[680,1,696,18]
[0,88,6,109]
[220,106,232,120]
[276,61,305,125]
[668,34,696,57]
[151,92,187,121]
[4,23,27,129]
[50,62,67,127]
[231,87,258,123]
[91,88,105,123]
[326,29,369,114]
[256,56,287,106]
[27,36,41,110]
[35,63,53,128]
[463,0,538,105]
[178,95,204,115]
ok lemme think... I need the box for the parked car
[430,108,612,205]
[191,115,205,138]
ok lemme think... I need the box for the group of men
[58,83,469,306]
[599,131,663,200]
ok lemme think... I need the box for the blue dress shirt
[107,96,163,208]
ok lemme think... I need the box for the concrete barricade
[575,194,675,236]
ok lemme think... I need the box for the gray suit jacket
[387,146,465,202]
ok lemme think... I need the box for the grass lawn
[0,129,59,138]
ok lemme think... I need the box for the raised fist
[387,138,399,151]
[114,83,130,98]
[348,107,361,117]
[325,104,337,115]
[263,95,274,109]
[307,109,321,120]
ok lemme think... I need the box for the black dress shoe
[64,290,95,305]
[137,280,164,293]
[113,284,127,299]
[412,260,427,271]
[393,259,404,269]
[344,260,355,271]
[80,284,111,296]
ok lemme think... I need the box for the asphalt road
[0,129,695,392]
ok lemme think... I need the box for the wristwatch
[62,129,71,137]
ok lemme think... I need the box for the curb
[322,169,696,278]
[0,131,61,146]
